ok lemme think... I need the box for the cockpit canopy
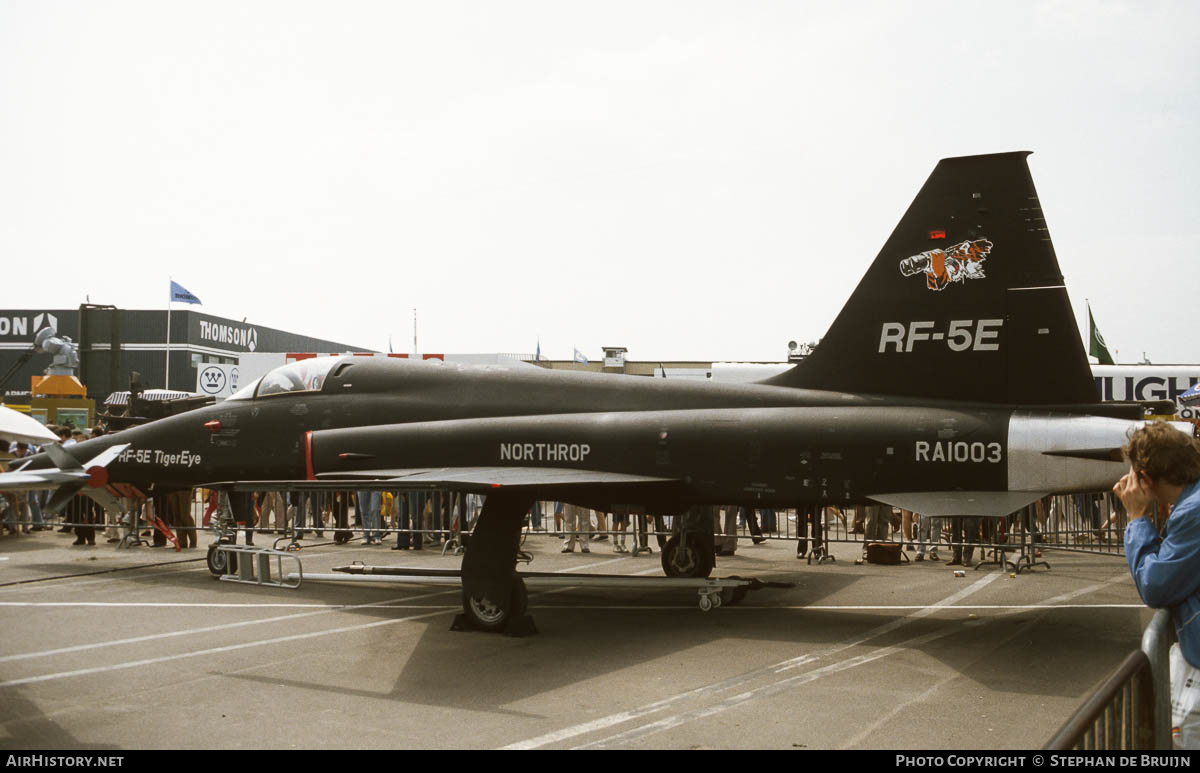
[228,357,343,400]
[226,355,465,401]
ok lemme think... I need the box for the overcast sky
[2,1,1197,364]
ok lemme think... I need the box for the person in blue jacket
[1116,422,1200,667]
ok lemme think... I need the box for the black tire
[661,534,714,578]
[463,593,508,633]
[462,576,526,633]
[206,543,237,576]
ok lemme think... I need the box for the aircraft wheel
[462,577,526,633]
[661,535,713,578]
[206,543,237,576]
[463,594,509,632]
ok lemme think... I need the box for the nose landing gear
[661,533,714,578]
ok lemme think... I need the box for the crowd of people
[209,489,481,550]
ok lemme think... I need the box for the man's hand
[1114,467,1154,520]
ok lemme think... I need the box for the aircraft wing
[868,491,1048,518]
[330,466,680,489]
[205,467,681,493]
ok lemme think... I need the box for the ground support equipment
[208,543,303,588]
[149,516,180,552]
[289,563,791,620]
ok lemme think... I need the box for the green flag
[1088,303,1115,365]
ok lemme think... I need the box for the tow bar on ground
[296,563,792,611]
[206,543,792,610]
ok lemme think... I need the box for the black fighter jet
[2,152,1148,631]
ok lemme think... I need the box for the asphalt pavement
[0,525,1149,750]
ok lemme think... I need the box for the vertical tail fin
[764,151,1096,406]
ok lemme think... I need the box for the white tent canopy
[0,405,58,445]
[104,389,200,406]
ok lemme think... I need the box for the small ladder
[215,545,303,589]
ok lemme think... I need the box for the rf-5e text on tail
[3,151,1157,633]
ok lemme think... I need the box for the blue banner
[169,280,202,305]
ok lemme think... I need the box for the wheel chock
[450,613,539,637]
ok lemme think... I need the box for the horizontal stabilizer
[869,491,1046,518]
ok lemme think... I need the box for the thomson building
[0,305,372,403]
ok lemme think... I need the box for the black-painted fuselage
[23,355,1131,516]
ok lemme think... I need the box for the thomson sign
[0,312,58,339]
[198,320,258,351]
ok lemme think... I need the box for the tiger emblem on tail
[898,238,993,291]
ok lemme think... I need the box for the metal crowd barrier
[0,488,481,550]
[0,487,1142,566]
[515,492,1133,565]
[190,489,481,553]
[1044,609,1174,750]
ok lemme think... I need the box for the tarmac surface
[0,525,1148,750]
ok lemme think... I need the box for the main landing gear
[453,492,538,636]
